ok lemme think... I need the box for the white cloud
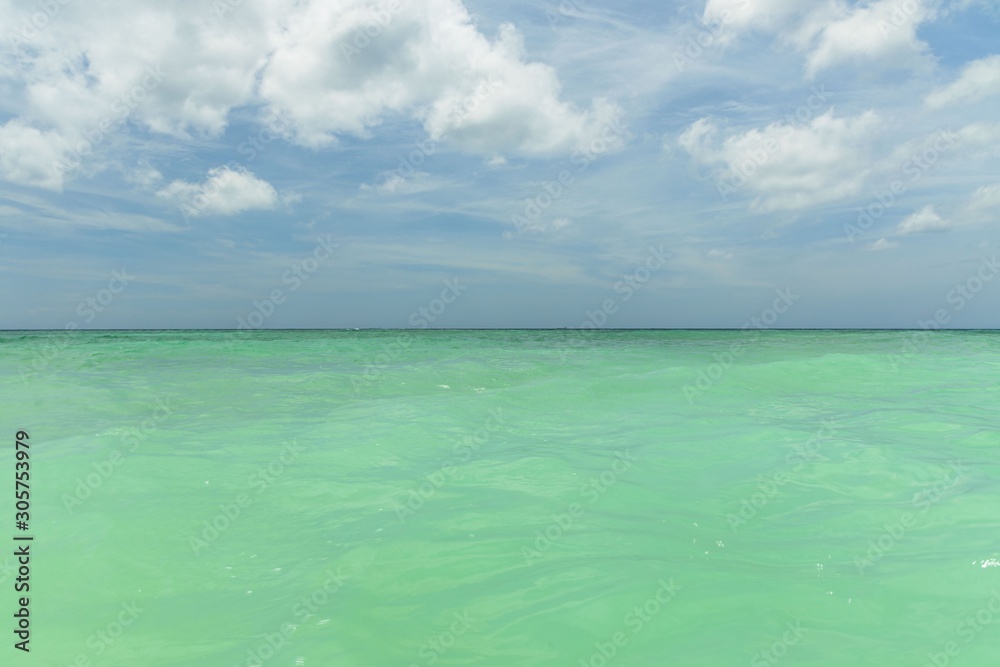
[926,54,1000,108]
[869,238,899,251]
[895,205,950,235]
[806,0,936,77]
[967,183,1000,210]
[126,160,164,189]
[959,182,1000,226]
[679,110,881,211]
[501,215,572,238]
[4,4,266,138]
[706,248,733,260]
[703,0,937,77]
[0,120,69,190]
[258,0,623,155]
[676,118,716,155]
[953,121,1000,152]
[0,0,621,192]
[702,0,816,43]
[280,191,302,207]
[156,166,279,217]
[358,171,442,196]
[0,0,268,190]
[363,174,406,195]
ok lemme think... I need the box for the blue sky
[1,0,998,329]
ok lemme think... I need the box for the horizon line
[2,328,998,333]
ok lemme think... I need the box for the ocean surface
[1,329,998,666]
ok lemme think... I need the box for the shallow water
[2,329,999,666]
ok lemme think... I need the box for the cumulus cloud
[0,120,70,190]
[0,0,620,191]
[679,110,881,211]
[259,1,622,154]
[156,166,279,218]
[926,54,1000,108]
[0,0,266,190]
[805,0,936,77]
[703,0,937,77]
[703,0,820,45]
[7,4,263,139]
[895,205,950,235]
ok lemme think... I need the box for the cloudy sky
[1,0,998,329]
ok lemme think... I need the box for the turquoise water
[2,329,999,666]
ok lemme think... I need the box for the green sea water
[1,329,998,666]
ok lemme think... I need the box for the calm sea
[2,329,998,666]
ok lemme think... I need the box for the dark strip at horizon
[2,328,998,333]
